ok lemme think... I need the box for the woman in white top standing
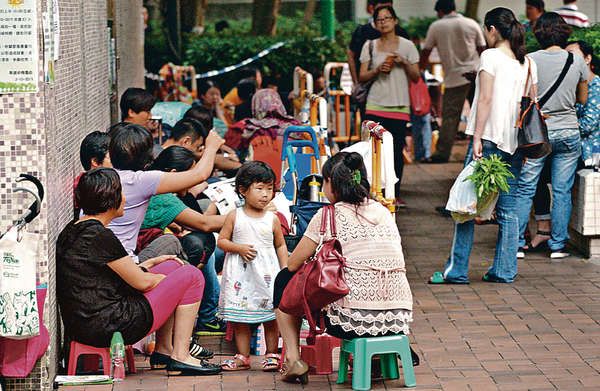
[430,7,537,284]
[359,4,420,207]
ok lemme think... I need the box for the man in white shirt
[555,0,590,28]
[420,0,486,163]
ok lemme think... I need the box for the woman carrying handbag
[273,152,416,384]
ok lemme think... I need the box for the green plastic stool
[336,335,416,390]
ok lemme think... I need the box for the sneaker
[550,249,570,260]
[195,319,227,336]
[189,340,214,360]
[517,248,526,259]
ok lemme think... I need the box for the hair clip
[352,170,361,185]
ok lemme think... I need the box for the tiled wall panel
[2,0,111,389]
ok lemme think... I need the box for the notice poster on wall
[0,0,39,94]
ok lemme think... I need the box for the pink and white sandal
[261,353,281,372]
[221,353,251,371]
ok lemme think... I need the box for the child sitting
[218,162,287,372]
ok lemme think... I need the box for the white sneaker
[550,249,570,260]
[517,249,525,259]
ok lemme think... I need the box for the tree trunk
[464,0,480,20]
[180,0,207,33]
[251,0,281,36]
[304,0,317,24]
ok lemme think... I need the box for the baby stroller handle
[281,126,320,162]
[16,174,44,224]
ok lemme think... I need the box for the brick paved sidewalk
[61,153,600,390]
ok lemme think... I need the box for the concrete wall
[0,0,139,389]
[115,0,145,98]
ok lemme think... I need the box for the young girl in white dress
[218,161,287,371]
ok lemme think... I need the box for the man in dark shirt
[347,0,409,85]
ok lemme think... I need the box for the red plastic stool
[281,331,341,375]
[67,341,137,376]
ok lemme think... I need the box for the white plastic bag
[446,162,478,222]
[0,226,40,339]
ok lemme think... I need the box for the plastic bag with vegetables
[446,155,514,223]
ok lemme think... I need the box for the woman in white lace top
[273,152,416,384]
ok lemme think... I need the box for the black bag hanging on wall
[517,53,573,158]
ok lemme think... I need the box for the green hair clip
[352,169,361,185]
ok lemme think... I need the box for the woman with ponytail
[430,7,536,284]
[273,152,417,384]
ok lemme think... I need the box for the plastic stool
[281,331,340,375]
[336,335,416,390]
[67,341,136,376]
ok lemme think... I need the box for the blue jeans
[411,113,432,160]
[197,252,220,324]
[443,140,523,283]
[516,134,581,251]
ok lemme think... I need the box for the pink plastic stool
[281,331,341,375]
[67,340,137,376]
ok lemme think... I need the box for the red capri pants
[143,260,205,333]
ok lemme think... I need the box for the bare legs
[263,320,279,354]
[154,301,203,366]
[275,309,302,362]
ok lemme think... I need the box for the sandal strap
[264,353,280,360]
[536,230,551,236]
[222,354,250,369]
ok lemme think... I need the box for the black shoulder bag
[517,53,573,158]
[352,40,375,106]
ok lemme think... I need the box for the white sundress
[219,208,281,323]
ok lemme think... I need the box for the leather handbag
[517,57,550,158]
[352,40,375,106]
[278,205,350,333]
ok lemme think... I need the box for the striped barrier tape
[145,41,286,81]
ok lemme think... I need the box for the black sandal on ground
[526,230,551,252]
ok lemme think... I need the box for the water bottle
[110,332,126,382]
[308,176,320,202]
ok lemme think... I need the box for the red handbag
[278,205,350,333]
[409,76,432,116]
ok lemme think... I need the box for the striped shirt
[555,4,590,28]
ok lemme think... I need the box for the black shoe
[189,340,214,360]
[425,154,449,164]
[167,359,222,376]
[150,351,170,370]
[410,347,420,366]
[435,206,451,217]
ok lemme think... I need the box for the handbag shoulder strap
[538,52,573,108]
[367,40,374,71]
[521,57,532,98]
[319,205,337,238]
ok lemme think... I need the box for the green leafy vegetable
[466,154,515,201]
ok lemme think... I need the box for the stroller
[279,126,328,252]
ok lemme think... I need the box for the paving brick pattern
[60,155,600,390]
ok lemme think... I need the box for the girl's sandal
[261,353,281,372]
[221,353,251,371]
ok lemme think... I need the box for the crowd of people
[54,0,598,385]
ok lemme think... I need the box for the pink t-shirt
[108,169,164,261]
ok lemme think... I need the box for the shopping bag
[0,227,40,339]
[446,162,478,223]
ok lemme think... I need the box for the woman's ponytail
[484,7,526,64]
[509,19,527,64]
